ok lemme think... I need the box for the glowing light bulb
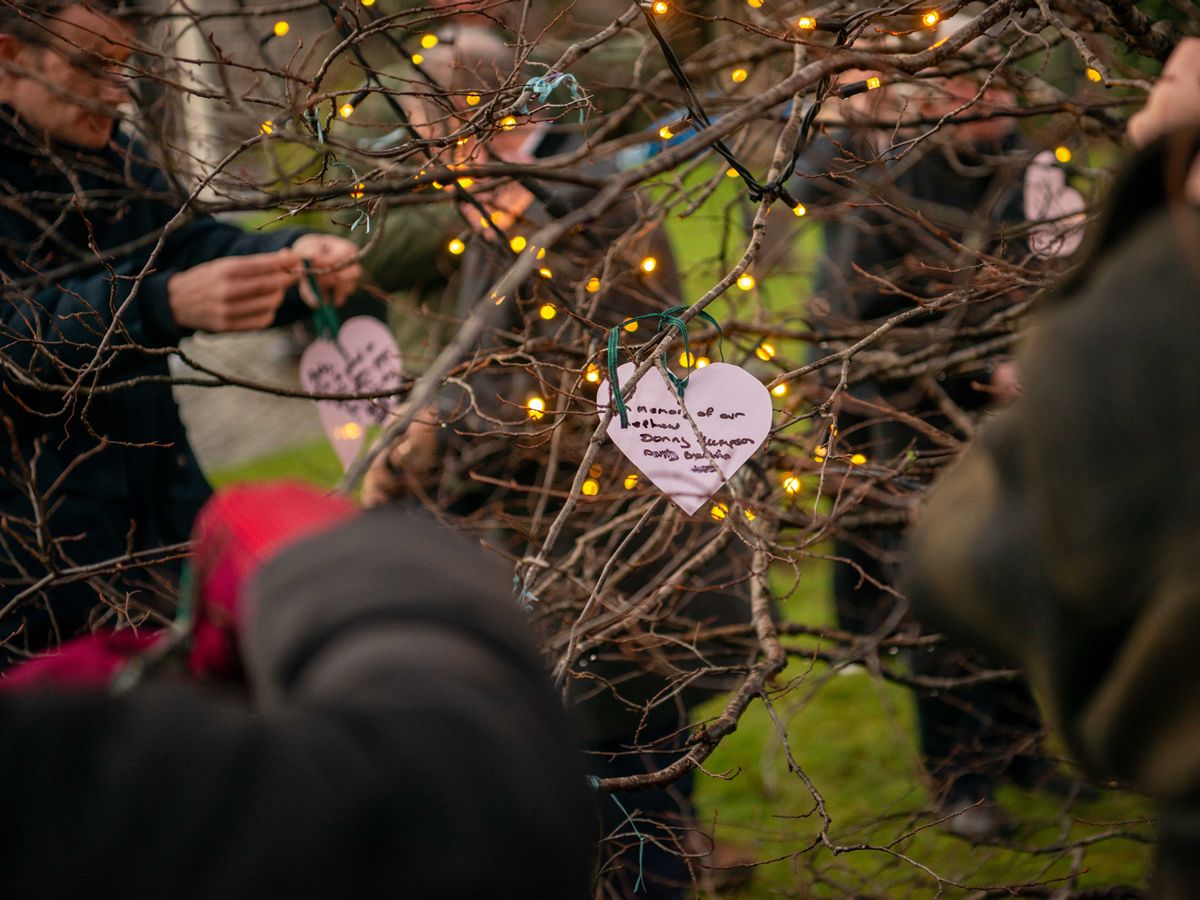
[466,92,481,106]
[536,247,546,259]
[582,478,600,496]
[623,321,639,333]
[850,453,867,465]
[747,0,763,7]
[586,277,601,293]
[260,120,274,135]
[658,125,673,140]
[339,102,355,119]
[1054,145,1072,164]
[652,1,670,14]
[350,182,365,199]
[420,33,439,49]
[640,256,658,273]
[333,422,363,441]
[456,176,474,188]
[585,364,602,384]
[726,167,739,178]
[737,273,756,291]
[589,464,603,478]
[273,20,289,37]
[411,53,424,65]
[624,473,639,490]
[680,351,696,368]
[731,67,749,83]
[783,474,801,494]
[755,341,776,361]
[448,238,466,255]
[813,445,827,461]
[695,357,710,368]
[710,502,729,521]
[509,235,527,252]
[1086,67,1102,82]
[539,303,557,320]
[526,396,546,420]
[744,509,757,521]
[866,76,881,90]
[797,16,816,30]
[771,382,788,396]
[499,115,518,130]
[792,202,807,217]
[361,0,376,6]
[538,267,553,279]
[921,10,941,27]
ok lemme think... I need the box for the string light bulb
[658,125,673,140]
[747,0,763,7]
[731,67,749,83]
[339,102,355,119]
[695,357,710,368]
[756,342,776,361]
[466,92,481,106]
[783,474,801,495]
[539,303,557,320]
[813,445,827,462]
[744,509,757,522]
[273,20,290,37]
[866,76,882,90]
[1055,145,1072,163]
[509,235,527,252]
[448,238,466,255]
[792,202,807,217]
[737,273,756,291]
[771,382,788,396]
[350,182,365,199]
[585,364,602,384]
[680,351,696,368]
[921,10,941,27]
[710,502,729,521]
[640,256,658,274]
[623,321,639,333]
[526,396,546,420]
[420,33,439,49]
[361,0,376,5]
[797,16,816,30]
[411,53,424,65]
[260,120,274,135]
[624,473,639,490]
[652,0,669,14]
[499,115,518,130]
[726,167,739,178]
[1086,67,1102,82]
[538,267,553,279]
[586,277,601,293]
[850,453,868,465]
[333,422,363,441]
[581,478,600,496]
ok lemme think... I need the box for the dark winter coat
[0,115,308,643]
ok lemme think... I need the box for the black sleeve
[0,508,596,899]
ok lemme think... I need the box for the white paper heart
[596,362,773,516]
[1024,151,1086,258]
[300,316,404,471]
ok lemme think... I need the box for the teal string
[522,71,584,121]
[305,261,340,340]
[605,306,723,429]
[588,776,646,893]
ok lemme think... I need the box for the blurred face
[1,4,134,149]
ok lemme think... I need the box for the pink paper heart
[596,362,773,516]
[1025,151,1086,258]
[299,316,404,471]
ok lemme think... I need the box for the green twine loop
[588,776,646,893]
[605,305,722,429]
[522,71,584,122]
[305,261,340,340]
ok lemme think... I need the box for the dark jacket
[904,131,1200,890]
[0,116,308,637]
[0,505,596,898]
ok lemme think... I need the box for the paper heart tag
[299,316,404,471]
[1024,151,1086,258]
[596,362,772,516]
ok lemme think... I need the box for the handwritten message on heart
[1024,151,1086,258]
[299,316,404,471]
[596,362,772,516]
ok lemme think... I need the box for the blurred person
[0,482,596,898]
[0,0,362,659]
[906,37,1200,896]
[790,56,1070,838]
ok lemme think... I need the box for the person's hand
[1128,38,1200,149]
[361,410,442,508]
[291,233,362,308]
[167,249,299,333]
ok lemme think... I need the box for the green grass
[208,437,342,490]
